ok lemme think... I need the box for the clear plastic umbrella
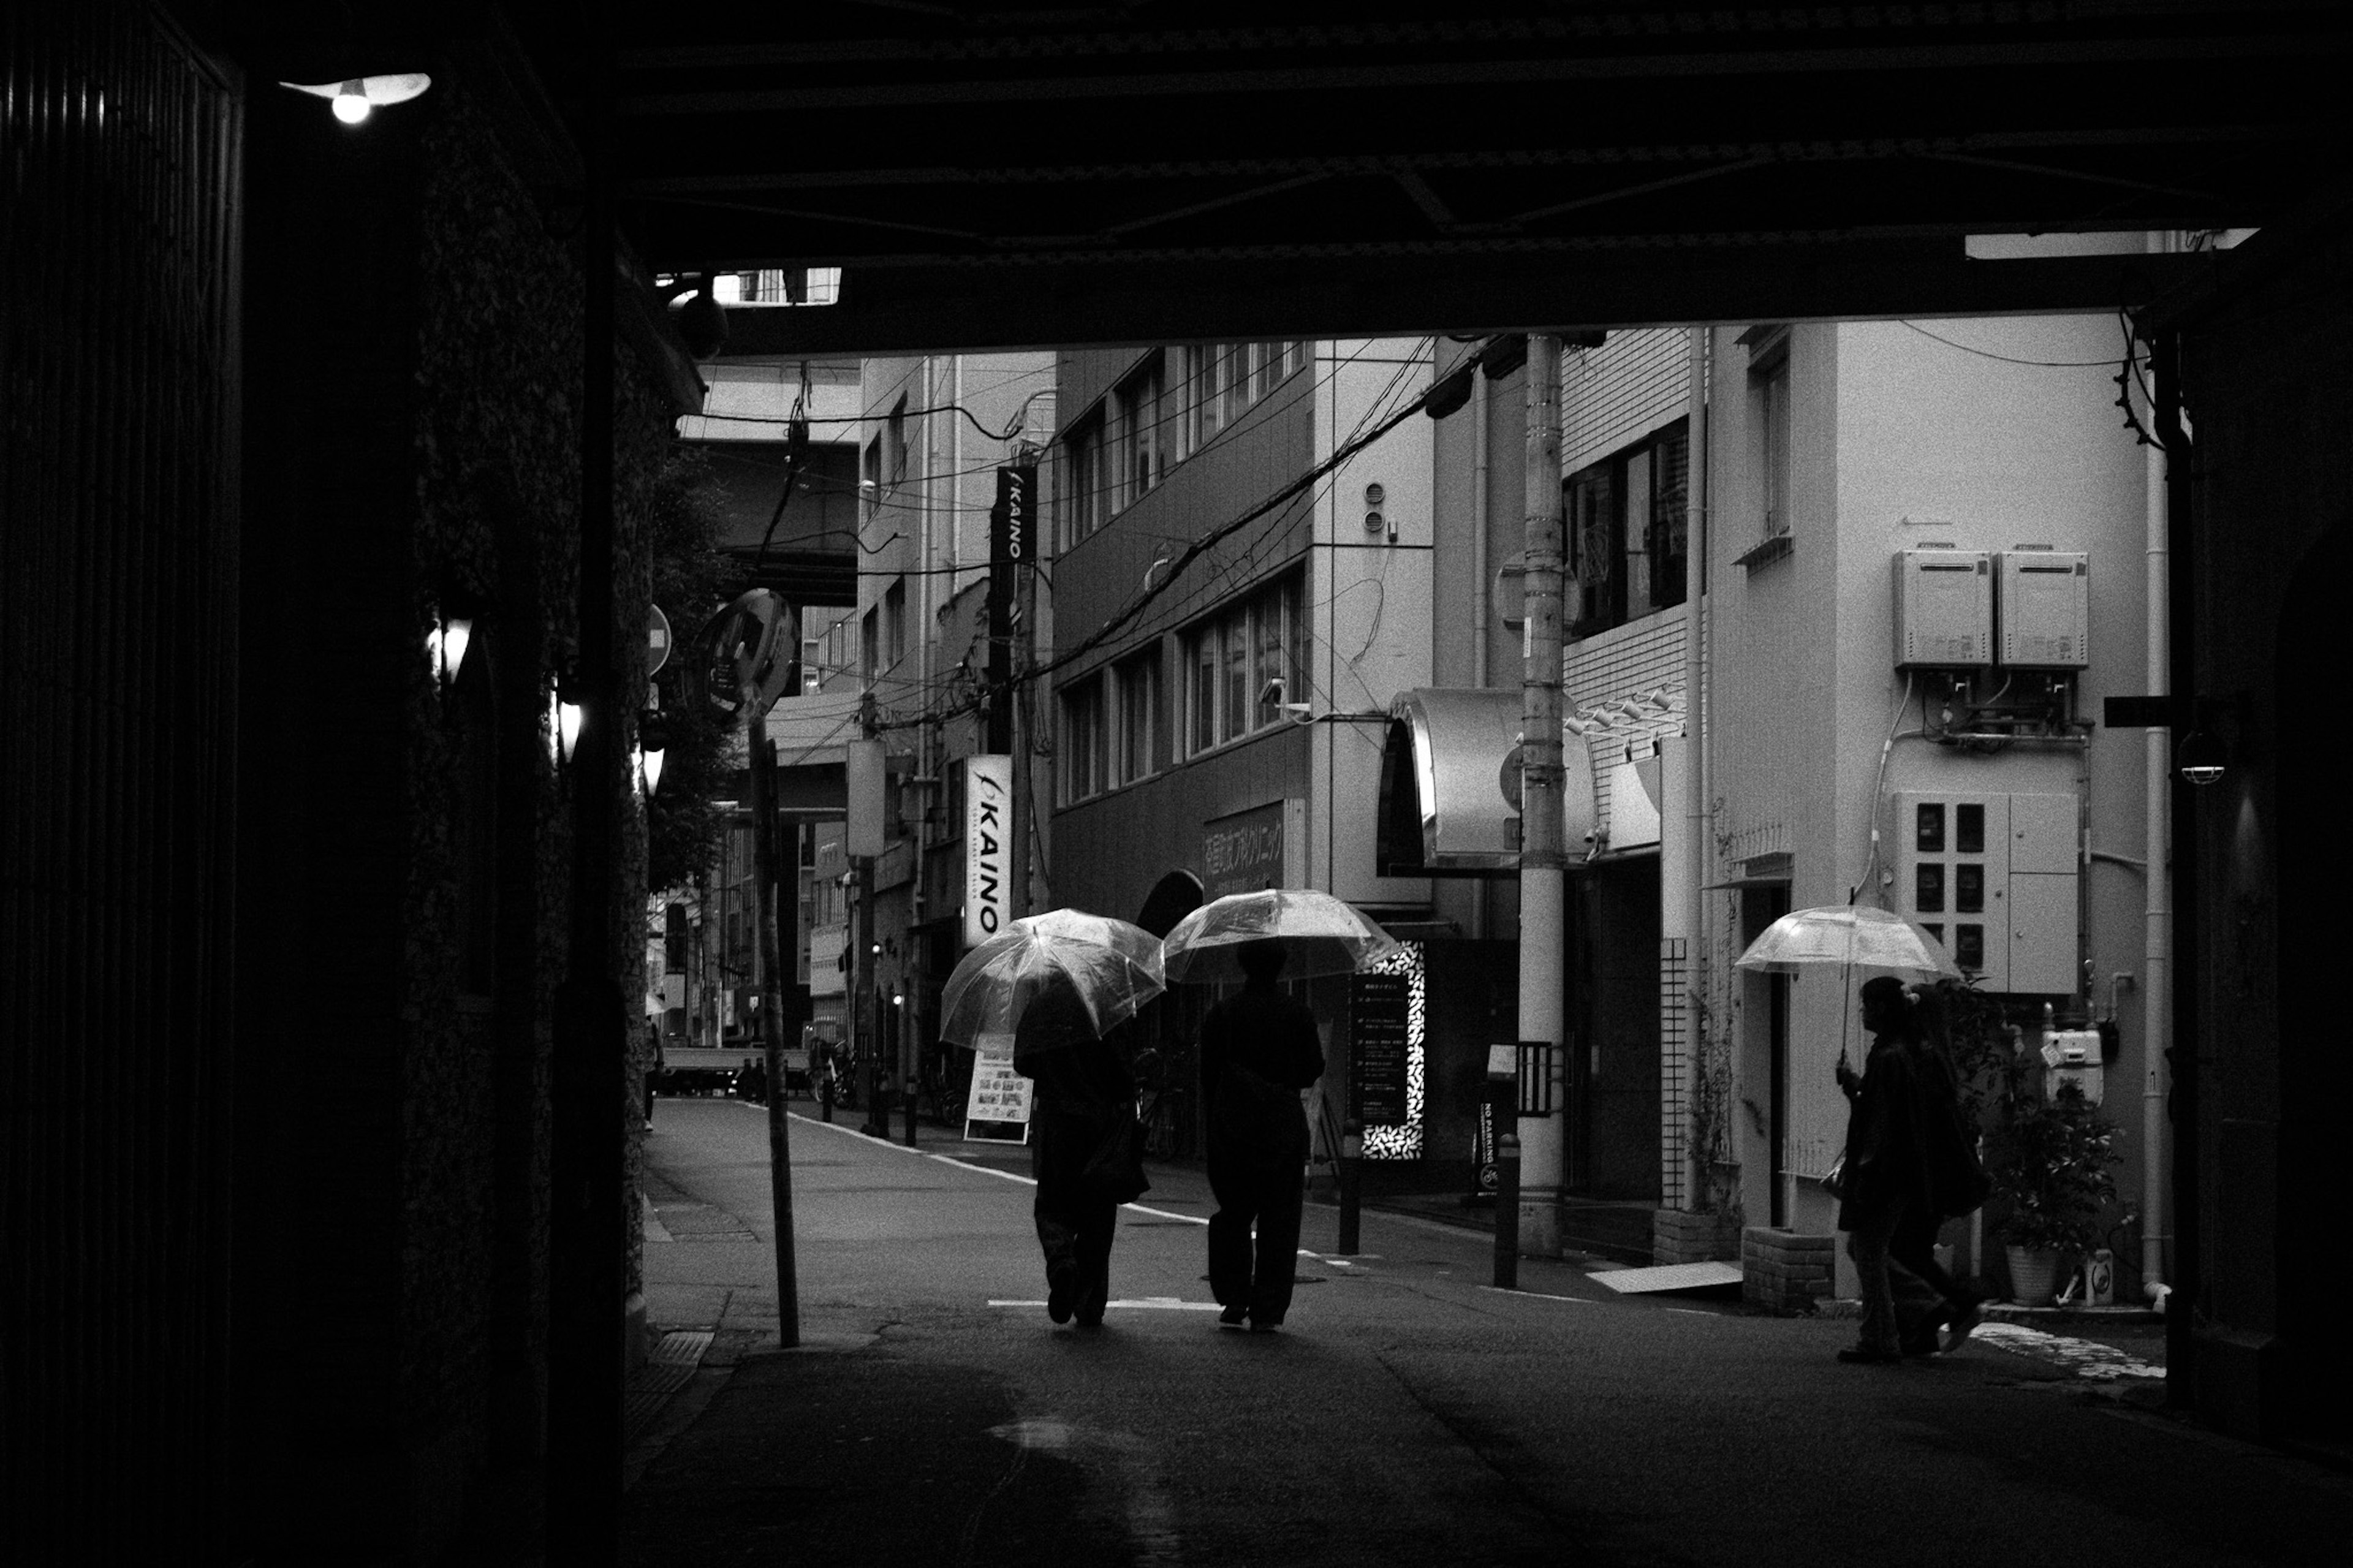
[1734,903,1960,1074]
[1160,888,1402,984]
[1733,904,1962,982]
[938,908,1165,1050]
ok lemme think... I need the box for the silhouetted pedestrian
[1017,979,1137,1328]
[1834,977,1947,1363]
[1200,939,1325,1332]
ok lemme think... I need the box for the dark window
[1916,802,1945,853]
[1954,924,1985,971]
[1956,803,1985,854]
[1564,420,1689,638]
[1915,864,1945,913]
[1955,864,1985,914]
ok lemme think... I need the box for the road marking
[1973,1320,2163,1380]
[988,1299,1226,1311]
[1478,1286,1596,1305]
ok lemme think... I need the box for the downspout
[1682,326,1712,1206]
[2151,324,2200,1405]
[1471,362,1491,937]
[2139,262,2173,1308]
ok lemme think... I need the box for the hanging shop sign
[963,753,1014,948]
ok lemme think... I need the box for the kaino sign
[962,754,1014,949]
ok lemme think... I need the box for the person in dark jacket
[1016,979,1137,1328]
[1888,986,1990,1351]
[1833,977,1948,1363]
[1199,939,1326,1331]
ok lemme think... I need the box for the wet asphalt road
[624,1098,2346,1567]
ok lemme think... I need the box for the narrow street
[625,1100,2344,1567]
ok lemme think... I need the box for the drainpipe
[2151,325,2199,1404]
[1681,325,1712,1209]
[1471,363,1491,938]
[2139,273,2173,1308]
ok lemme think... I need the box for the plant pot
[2005,1244,2065,1306]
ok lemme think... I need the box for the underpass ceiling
[255,2,2353,351]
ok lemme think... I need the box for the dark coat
[1015,986,1137,1183]
[1199,980,1324,1163]
[1836,1033,1933,1230]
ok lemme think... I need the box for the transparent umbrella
[1733,904,1962,982]
[1160,888,1402,984]
[938,908,1165,1051]
[1734,903,1961,1071]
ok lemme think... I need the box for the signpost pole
[750,727,800,1348]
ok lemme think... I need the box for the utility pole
[748,724,800,1347]
[1515,334,1567,1258]
[851,696,885,1135]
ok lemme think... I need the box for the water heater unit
[1998,550,2090,668]
[1893,548,1993,668]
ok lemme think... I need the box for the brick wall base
[1743,1226,1836,1312]
[1653,1208,1738,1263]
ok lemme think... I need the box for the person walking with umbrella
[1015,975,1139,1328]
[1196,939,1327,1331]
[1833,976,1951,1363]
[939,909,1165,1330]
[1164,890,1395,1333]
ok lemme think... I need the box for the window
[1113,651,1159,786]
[1059,675,1108,803]
[883,577,907,669]
[886,395,909,487]
[1749,333,1791,538]
[1112,355,1164,508]
[860,437,881,525]
[1283,339,1308,379]
[1564,420,1689,636]
[1063,413,1106,545]
[1180,575,1303,757]
[860,607,878,683]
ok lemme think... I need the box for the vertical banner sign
[1349,973,1411,1125]
[963,754,1013,950]
[987,466,1035,755]
[846,738,886,859]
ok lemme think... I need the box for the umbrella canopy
[937,908,1165,1050]
[1161,888,1403,984]
[1733,904,1963,982]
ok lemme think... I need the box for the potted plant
[1984,1077,2120,1305]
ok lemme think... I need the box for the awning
[1377,689,1596,877]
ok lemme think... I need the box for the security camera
[1260,676,1286,705]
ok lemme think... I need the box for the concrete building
[1039,339,1526,1175]
[1416,298,2180,1292]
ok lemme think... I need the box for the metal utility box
[1998,550,2090,668]
[1893,548,1994,668]
[1892,790,2078,994]
[2043,1028,2105,1105]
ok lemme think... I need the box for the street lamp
[279,74,433,126]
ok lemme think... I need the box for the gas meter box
[2041,1028,2105,1105]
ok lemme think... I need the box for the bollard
[1337,1117,1364,1256]
[1493,1129,1520,1290]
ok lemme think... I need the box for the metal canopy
[526,2,2353,352]
[237,4,2353,350]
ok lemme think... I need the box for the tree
[643,449,736,896]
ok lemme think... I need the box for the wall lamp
[637,710,670,796]
[426,587,480,690]
[2175,694,2251,788]
[552,672,586,765]
[279,74,433,126]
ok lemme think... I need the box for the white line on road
[1478,1286,1596,1305]
[988,1299,1227,1312]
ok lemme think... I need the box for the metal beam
[705,245,2216,358]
